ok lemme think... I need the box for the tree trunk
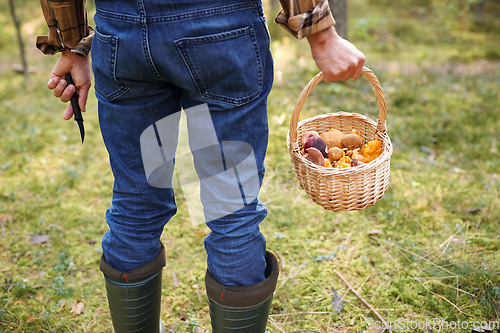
[329,0,348,39]
[476,0,487,21]
[8,0,28,80]
[271,0,280,12]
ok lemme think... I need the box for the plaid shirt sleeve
[36,0,94,57]
[275,0,335,39]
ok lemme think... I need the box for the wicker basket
[287,67,393,212]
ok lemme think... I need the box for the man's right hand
[47,49,91,120]
[306,26,365,82]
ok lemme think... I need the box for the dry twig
[270,311,331,317]
[333,270,390,333]
[268,317,287,333]
[276,250,286,269]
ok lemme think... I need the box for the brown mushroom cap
[343,133,364,150]
[327,147,343,162]
[320,129,345,150]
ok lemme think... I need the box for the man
[37,0,364,332]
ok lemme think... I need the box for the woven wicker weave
[287,67,393,212]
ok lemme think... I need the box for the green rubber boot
[100,243,167,333]
[205,251,279,333]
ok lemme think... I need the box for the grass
[1,0,500,332]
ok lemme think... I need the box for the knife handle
[64,73,84,122]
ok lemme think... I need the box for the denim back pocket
[92,27,129,102]
[175,26,263,106]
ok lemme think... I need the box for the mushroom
[301,130,320,147]
[320,129,345,150]
[351,129,361,136]
[327,147,343,162]
[351,148,365,163]
[343,133,363,150]
[304,147,325,166]
[304,135,328,157]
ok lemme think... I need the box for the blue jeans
[92,0,273,286]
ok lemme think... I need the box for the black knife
[64,73,85,143]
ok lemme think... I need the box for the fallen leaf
[364,328,384,333]
[26,314,38,323]
[273,112,286,125]
[70,302,84,315]
[172,272,179,287]
[30,234,50,245]
[450,167,466,174]
[465,206,483,214]
[337,328,354,333]
[451,237,465,244]
[330,287,344,313]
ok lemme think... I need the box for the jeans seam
[175,46,204,101]
[95,85,130,101]
[138,0,164,81]
[94,29,130,101]
[250,0,264,17]
[149,2,254,23]
[96,3,254,23]
[96,8,141,22]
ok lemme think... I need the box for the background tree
[8,0,28,80]
[329,0,348,39]
[476,0,487,20]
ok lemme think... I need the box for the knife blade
[64,73,85,143]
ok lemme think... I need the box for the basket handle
[289,66,387,151]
